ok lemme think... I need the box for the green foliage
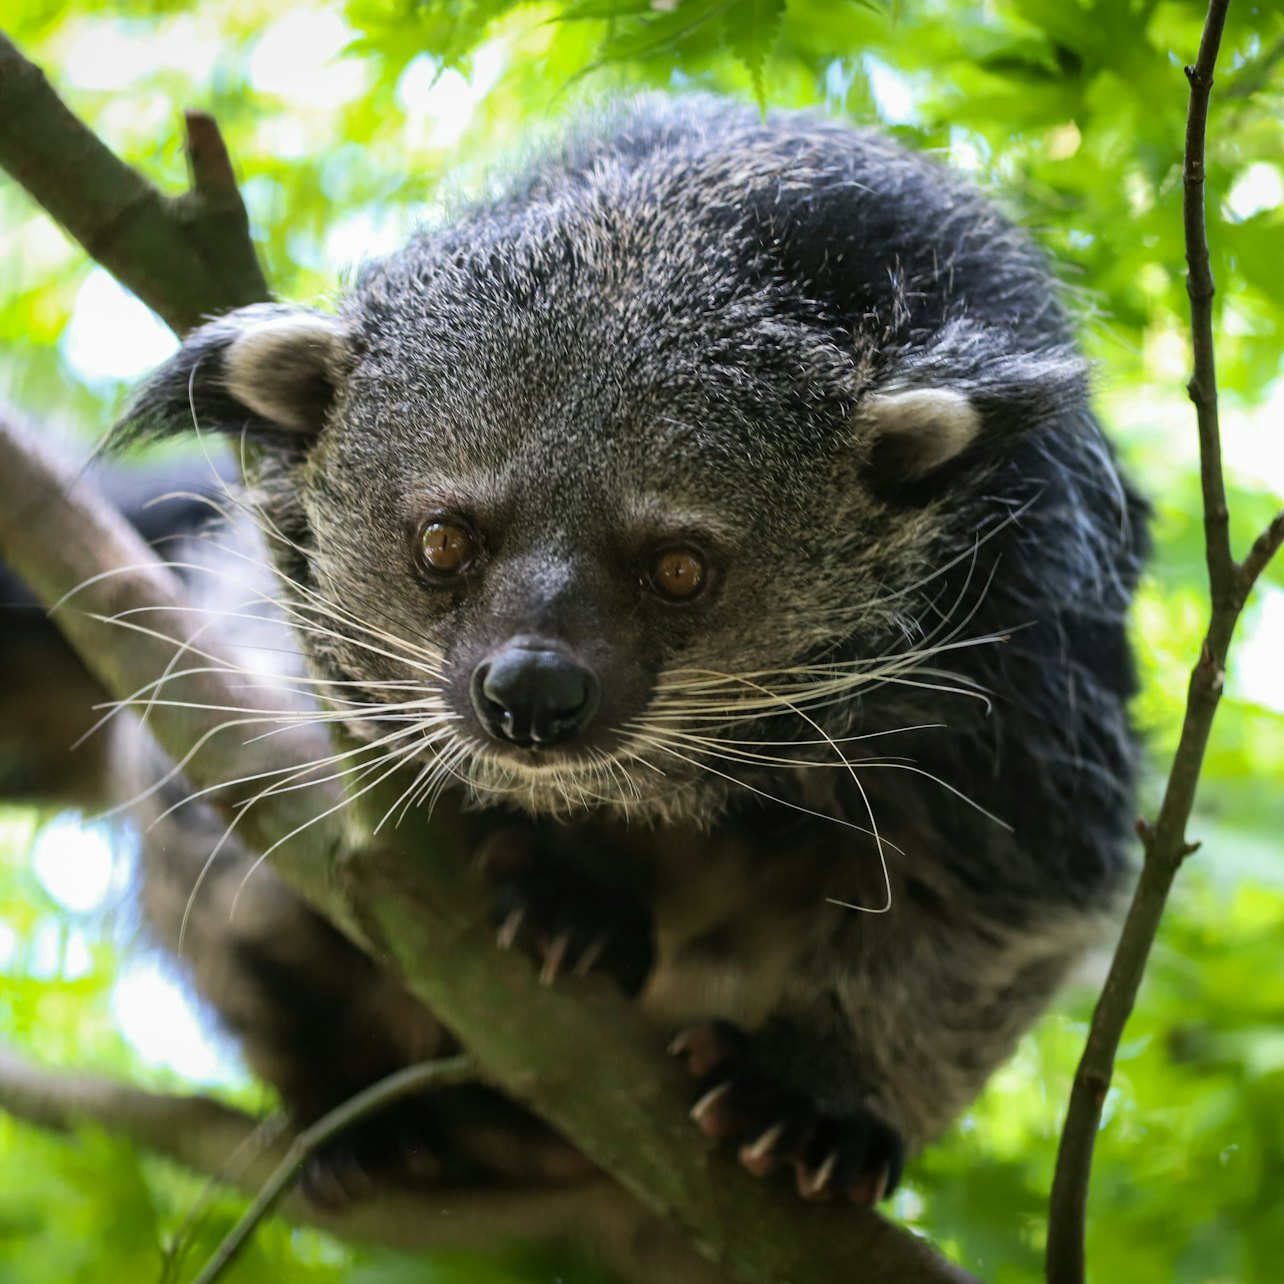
[723,0,787,107]
[0,1,1282,1281]
[911,867,1284,1284]
[0,1122,354,1284]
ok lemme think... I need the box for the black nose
[470,645,600,749]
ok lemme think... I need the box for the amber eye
[419,519,478,577]
[649,547,707,602]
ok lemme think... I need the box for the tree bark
[0,32,268,335]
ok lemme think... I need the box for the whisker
[228,736,427,923]
[626,729,897,852]
[152,716,439,830]
[104,593,448,681]
[623,722,912,770]
[661,669,895,913]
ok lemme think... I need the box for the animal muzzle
[470,641,601,750]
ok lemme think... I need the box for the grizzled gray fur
[113,95,1146,1202]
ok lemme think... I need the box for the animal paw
[477,829,653,994]
[298,1102,444,1209]
[670,1020,904,1206]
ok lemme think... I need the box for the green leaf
[555,0,657,22]
[724,0,786,108]
[592,0,735,65]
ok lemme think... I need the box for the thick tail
[0,449,235,807]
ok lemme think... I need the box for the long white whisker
[626,729,898,851]
[151,717,436,828]
[670,670,894,913]
[228,737,427,922]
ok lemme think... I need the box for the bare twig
[1183,5,1236,604]
[193,1056,476,1284]
[0,1046,738,1284]
[1047,4,1284,1281]
[0,31,268,334]
[1239,509,1284,592]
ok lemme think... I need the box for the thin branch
[0,1045,738,1284]
[183,109,241,195]
[0,1042,261,1164]
[1047,4,1284,1281]
[193,1056,476,1284]
[1182,5,1236,601]
[0,31,268,334]
[1239,508,1284,593]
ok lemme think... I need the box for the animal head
[123,99,1087,824]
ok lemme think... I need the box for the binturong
[118,95,1146,1206]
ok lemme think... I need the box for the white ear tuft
[223,313,350,434]
[860,387,981,478]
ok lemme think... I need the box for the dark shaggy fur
[76,96,1145,1203]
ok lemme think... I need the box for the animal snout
[470,643,601,749]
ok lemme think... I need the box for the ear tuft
[222,313,349,434]
[860,387,981,480]
[857,319,1089,484]
[117,304,353,448]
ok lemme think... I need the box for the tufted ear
[118,304,353,446]
[858,319,1089,484]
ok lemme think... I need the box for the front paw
[670,1021,904,1206]
[477,829,653,994]
[299,1098,446,1209]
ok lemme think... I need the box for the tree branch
[1239,508,1284,594]
[0,413,350,917]
[194,1056,477,1284]
[1182,6,1236,604]
[0,30,268,334]
[1046,4,1284,1281]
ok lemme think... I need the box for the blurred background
[0,2,1281,1281]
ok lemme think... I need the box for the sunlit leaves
[724,0,786,107]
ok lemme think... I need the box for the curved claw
[496,905,525,950]
[795,1149,838,1201]
[672,1018,906,1206]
